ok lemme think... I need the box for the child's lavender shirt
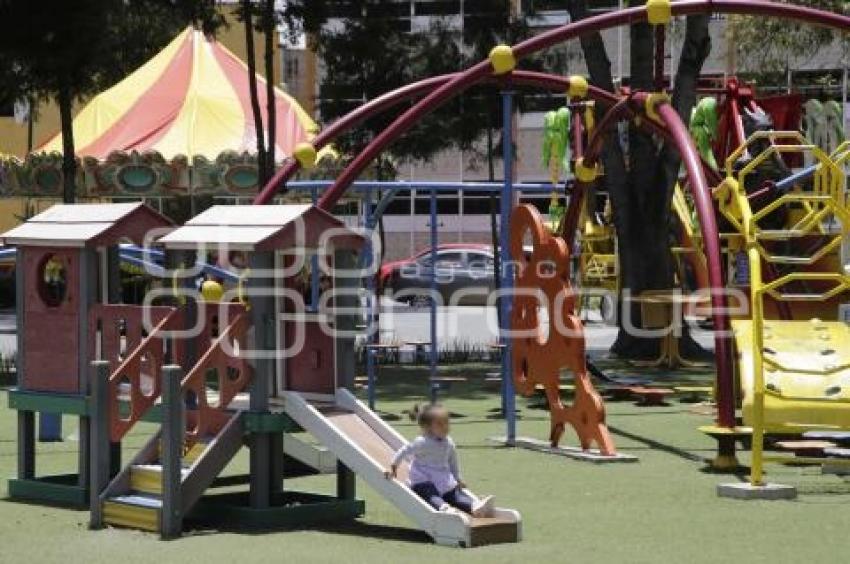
[390,435,461,494]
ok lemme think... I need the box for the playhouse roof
[158,205,362,251]
[38,28,320,161]
[0,203,173,248]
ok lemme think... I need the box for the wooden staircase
[102,442,204,531]
[101,412,244,532]
[93,307,253,535]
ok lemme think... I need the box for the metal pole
[656,101,736,430]
[364,189,377,409]
[310,187,320,311]
[429,188,439,403]
[843,66,848,139]
[500,91,516,444]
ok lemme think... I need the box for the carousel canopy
[39,28,318,161]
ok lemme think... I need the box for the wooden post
[334,248,358,499]
[333,248,358,390]
[15,247,25,385]
[17,411,35,480]
[105,246,121,303]
[89,360,110,529]
[249,251,274,508]
[160,364,184,539]
[15,247,34,480]
[77,248,98,489]
[336,460,356,501]
[270,432,284,496]
[166,249,197,370]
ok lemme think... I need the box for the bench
[803,431,850,446]
[484,372,502,390]
[775,440,837,457]
[430,376,467,392]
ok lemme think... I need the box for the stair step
[130,464,190,494]
[157,440,208,466]
[103,495,161,532]
[184,442,207,464]
[109,493,163,509]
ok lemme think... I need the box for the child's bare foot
[472,495,495,518]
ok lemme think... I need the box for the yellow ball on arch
[488,45,516,75]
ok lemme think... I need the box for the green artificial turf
[2,364,850,563]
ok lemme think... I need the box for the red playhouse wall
[22,247,82,394]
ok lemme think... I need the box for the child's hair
[414,403,449,428]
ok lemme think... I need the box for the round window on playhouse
[37,253,69,308]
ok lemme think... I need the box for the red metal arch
[316,1,849,210]
[290,0,848,431]
[253,68,721,205]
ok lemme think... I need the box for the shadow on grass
[607,424,705,463]
[1,496,87,511]
[366,365,501,404]
[312,520,430,544]
[185,517,430,545]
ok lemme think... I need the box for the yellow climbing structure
[716,131,850,486]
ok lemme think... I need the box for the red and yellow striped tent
[40,28,319,161]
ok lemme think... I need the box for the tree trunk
[263,0,277,185]
[57,80,76,203]
[611,18,669,358]
[243,0,267,187]
[565,0,712,359]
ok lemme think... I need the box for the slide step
[103,495,161,532]
[468,516,521,546]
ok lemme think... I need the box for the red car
[378,243,496,306]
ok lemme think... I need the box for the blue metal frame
[363,188,377,409]
[429,189,439,403]
[280,178,552,411]
[284,180,560,194]
[500,91,516,444]
[328,133,526,423]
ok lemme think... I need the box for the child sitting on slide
[385,403,494,520]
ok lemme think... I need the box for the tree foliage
[282,0,540,173]
[729,0,849,74]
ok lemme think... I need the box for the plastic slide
[282,389,521,547]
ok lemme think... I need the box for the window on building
[285,58,299,81]
[521,0,617,12]
[415,1,460,16]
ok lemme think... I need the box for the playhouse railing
[716,132,850,486]
[180,309,252,444]
[89,304,183,443]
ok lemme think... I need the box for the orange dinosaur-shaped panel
[510,204,615,454]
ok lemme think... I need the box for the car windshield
[418,251,464,267]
